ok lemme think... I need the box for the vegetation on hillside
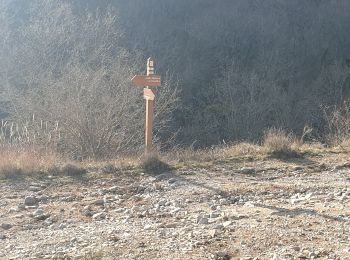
[0,0,349,160]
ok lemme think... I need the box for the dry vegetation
[323,101,350,147]
[1,0,349,166]
[1,133,349,259]
[1,127,349,181]
[0,147,58,179]
[1,1,350,259]
[261,128,301,159]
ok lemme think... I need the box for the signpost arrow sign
[144,88,155,101]
[131,75,161,87]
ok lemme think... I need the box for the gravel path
[1,154,350,259]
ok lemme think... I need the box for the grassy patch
[262,128,301,159]
[0,134,347,181]
[0,147,58,180]
[164,143,262,166]
[267,149,302,160]
[1,165,25,180]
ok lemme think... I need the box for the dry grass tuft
[163,143,262,166]
[262,128,301,158]
[84,156,138,173]
[140,153,171,175]
[222,142,262,157]
[340,139,350,150]
[0,147,58,179]
[1,165,24,180]
[164,148,217,163]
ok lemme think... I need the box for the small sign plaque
[144,88,155,101]
[131,75,161,87]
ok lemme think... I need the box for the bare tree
[1,0,178,159]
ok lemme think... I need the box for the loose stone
[24,196,37,206]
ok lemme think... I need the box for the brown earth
[0,151,350,259]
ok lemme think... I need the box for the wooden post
[145,58,155,154]
[131,57,161,155]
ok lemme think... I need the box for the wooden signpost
[143,88,155,101]
[131,75,161,88]
[131,57,161,154]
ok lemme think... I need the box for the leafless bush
[323,101,350,147]
[1,1,178,159]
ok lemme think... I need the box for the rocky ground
[1,152,350,260]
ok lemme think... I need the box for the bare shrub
[322,101,350,147]
[2,1,178,160]
[262,128,299,158]
[299,125,314,144]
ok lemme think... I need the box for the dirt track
[1,152,350,259]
